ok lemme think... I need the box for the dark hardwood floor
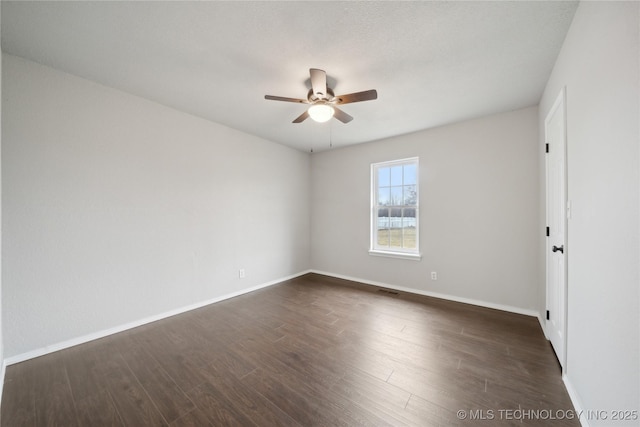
[1,273,579,426]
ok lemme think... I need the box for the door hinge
[546,310,550,320]
[545,143,549,153]
[546,226,550,237]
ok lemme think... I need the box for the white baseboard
[563,374,590,427]
[538,314,548,339]
[310,270,540,318]
[4,270,311,366]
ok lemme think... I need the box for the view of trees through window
[372,159,418,252]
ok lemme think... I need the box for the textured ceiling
[1,1,578,152]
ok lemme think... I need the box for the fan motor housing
[307,87,335,103]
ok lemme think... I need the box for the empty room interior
[0,1,638,426]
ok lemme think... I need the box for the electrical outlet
[431,271,437,280]
[239,268,246,279]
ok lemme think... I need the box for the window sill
[368,250,422,261]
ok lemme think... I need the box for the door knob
[552,245,564,254]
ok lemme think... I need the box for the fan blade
[292,110,309,123]
[333,107,353,123]
[310,68,327,99]
[265,95,308,103]
[334,89,378,104]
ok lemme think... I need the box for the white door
[545,88,568,369]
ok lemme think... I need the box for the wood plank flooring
[1,273,579,426]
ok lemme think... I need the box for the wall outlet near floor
[431,271,437,280]
[239,268,246,279]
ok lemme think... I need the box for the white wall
[539,2,639,424]
[0,2,4,398]
[311,106,540,313]
[2,54,310,360]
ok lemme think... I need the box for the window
[370,158,420,260]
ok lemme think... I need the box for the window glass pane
[377,229,390,247]
[402,225,416,248]
[384,228,400,248]
[402,208,417,249]
[390,186,403,205]
[403,207,416,220]
[376,208,390,247]
[378,187,390,206]
[403,163,417,185]
[390,166,403,186]
[389,207,402,224]
[378,167,390,187]
[404,185,417,205]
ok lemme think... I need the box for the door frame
[544,87,568,371]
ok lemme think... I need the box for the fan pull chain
[329,120,333,149]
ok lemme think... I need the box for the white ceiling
[1,1,578,152]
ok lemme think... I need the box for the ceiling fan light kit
[265,68,377,124]
[308,103,334,123]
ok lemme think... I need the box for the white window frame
[369,157,421,261]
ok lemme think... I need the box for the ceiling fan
[265,68,377,124]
